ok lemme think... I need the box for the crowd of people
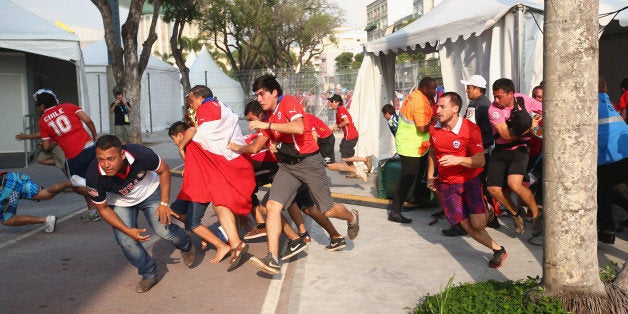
[2,72,626,293]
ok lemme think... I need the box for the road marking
[260,261,288,313]
[0,209,82,250]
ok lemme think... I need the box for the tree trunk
[542,0,612,312]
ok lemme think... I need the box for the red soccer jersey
[429,118,484,184]
[307,113,333,138]
[260,95,319,154]
[39,103,92,159]
[196,98,221,125]
[244,132,278,163]
[335,105,358,140]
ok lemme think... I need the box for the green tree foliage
[335,52,354,71]
[161,0,204,93]
[351,52,364,70]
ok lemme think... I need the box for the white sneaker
[354,164,368,183]
[45,215,57,233]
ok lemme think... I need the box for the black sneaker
[280,237,309,261]
[442,224,467,236]
[488,246,508,268]
[487,217,500,229]
[136,277,158,293]
[181,245,196,268]
[431,210,446,219]
[325,237,347,251]
[249,253,281,275]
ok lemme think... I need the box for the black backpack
[507,97,532,137]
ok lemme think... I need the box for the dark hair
[621,78,628,90]
[244,100,263,116]
[492,78,515,93]
[95,134,122,151]
[114,90,123,96]
[381,104,395,115]
[189,85,213,99]
[168,121,190,137]
[478,87,487,95]
[419,77,437,88]
[33,89,59,109]
[252,74,283,96]
[441,92,462,108]
[532,85,543,96]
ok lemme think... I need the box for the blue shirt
[598,92,628,165]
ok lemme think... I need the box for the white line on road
[260,261,288,313]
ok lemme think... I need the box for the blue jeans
[111,188,192,279]
[170,199,209,230]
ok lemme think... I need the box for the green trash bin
[377,157,437,205]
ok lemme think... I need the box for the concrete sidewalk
[1,129,626,313]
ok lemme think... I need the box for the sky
[331,0,368,29]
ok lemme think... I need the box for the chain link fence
[232,59,442,124]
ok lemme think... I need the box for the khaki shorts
[37,145,66,170]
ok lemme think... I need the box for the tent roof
[365,0,627,55]
[83,39,178,72]
[0,0,81,61]
[190,46,241,88]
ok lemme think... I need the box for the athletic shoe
[44,215,57,233]
[299,231,312,243]
[347,209,360,240]
[488,246,508,268]
[531,215,543,237]
[512,208,525,235]
[243,224,267,240]
[354,165,367,183]
[325,237,347,251]
[280,237,309,261]
[487,217,500,229]
[181,245,196,268]
[136,277,158,293]
[442,224,467,236]
[388,214,412,223]
[249,253,281,275]
[364,156,373,173]
[80,211,101,222]
[431,209,446,219]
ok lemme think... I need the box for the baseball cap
[327,94,343,103]
[460,75,487,89]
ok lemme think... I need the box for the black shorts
[486,146,530,187]
[318,135,335,164]
[339,137,358,159]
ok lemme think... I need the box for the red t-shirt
[335,105,358,140]
[616,90,628,112]
[429,117,484,184]
[307,113,333,138]
[244,132,278,163]
[260,95,319,154]
[39,103,92,159]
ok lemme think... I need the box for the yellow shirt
[395,89,432,157]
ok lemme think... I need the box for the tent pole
[516,4,526,92]
[147,72,153,133]
[98,74,102,132]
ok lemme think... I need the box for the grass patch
[412,276,569,313]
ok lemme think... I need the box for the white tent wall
[189,46,245,116]
[351,0,624,163]
[85,67,110,133]
[139,68,184,132]
[352,52,398,160]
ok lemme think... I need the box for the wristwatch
[159,201,171,207]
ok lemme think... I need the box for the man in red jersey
[35,89,101,221]
[426,92,507,268]
[232,75,359,275]
[328,94,372,177]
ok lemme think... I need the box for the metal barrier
[22,114,36,168]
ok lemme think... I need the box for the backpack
[507,97,532,137]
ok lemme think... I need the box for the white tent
[83,39,184,133]
[189,46,245,116]
[352,0,628,163]
[0,0,89,162]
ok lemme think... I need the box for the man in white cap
[460,75,500,231]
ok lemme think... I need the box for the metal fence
[231,59,442,124]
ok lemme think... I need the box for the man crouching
[86,135,196,292]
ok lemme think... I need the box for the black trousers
[597,158,628,233]
[390,154,428,216]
